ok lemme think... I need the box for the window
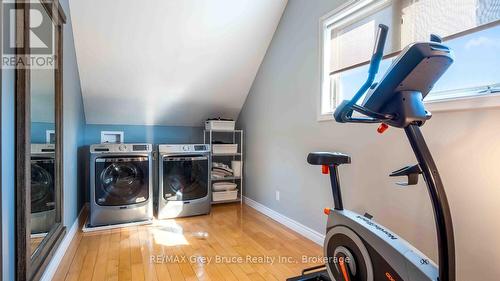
[320,0,500,118]
[426,26,500,102]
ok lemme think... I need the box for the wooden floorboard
[53,203,323,281]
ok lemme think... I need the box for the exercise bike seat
[307,152,351,166]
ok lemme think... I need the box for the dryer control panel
[159,144,210,154]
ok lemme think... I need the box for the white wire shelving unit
[204,129,243,205]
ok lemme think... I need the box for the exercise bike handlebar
[369,24,388,76]
[334,24,392,124]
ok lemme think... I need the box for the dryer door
[95,156,150,206]
[163,156,209,201]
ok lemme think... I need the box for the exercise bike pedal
[287,265,330,281]
[389,164,422,186]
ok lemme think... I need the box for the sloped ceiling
[70,0,287,126]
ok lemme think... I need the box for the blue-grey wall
[31,122,55,144]
[1,55,16,281]
[60,0,87,229]
[83,124,203,145]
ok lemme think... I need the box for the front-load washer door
[163,156,209,201]
[95,156,150,206]
[31,156,55,213]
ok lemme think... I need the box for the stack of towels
[211,162,233,179]
[212,162,237,192]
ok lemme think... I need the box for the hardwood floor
[53,203,323,281]
[31,235,45,255]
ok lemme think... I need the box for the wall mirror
[16,1,66,280]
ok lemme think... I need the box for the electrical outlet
[275,190,280,201]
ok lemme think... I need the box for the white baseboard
[40,205,87,281]
[243,196,325,245]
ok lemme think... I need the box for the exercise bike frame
[327,126,455,281]
[405,125,455,281]
[328,24,455,281]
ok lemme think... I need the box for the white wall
[237,1,500,280]
[70,0,287,126]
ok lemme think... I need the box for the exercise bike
[288,24,455,281]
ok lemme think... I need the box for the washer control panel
[90,143,152,153]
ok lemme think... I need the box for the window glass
[322,0,500,115]
[333,25,500,103]
[333,58,392,103]
[330,4,396,73]
[428,25,500,100]
[400,0,500,45]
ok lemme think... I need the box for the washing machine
[157,144,211,219]
[31,144,56,234]
[90,143,153,227]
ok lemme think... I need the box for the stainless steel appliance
[157,144,211,219]
[31,144,56,234]
[90,143,153,226]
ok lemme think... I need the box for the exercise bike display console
[289,24,455,281]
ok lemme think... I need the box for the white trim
[40,206,86,281]
[82,219,152,233]
[318,1,359,122]
[30,233,48,239]
[318,112,335,122]
[243,196,325,245]
[425,93,500,112]
[318,94,500,121]
[318,0,392,120]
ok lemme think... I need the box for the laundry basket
[212,190,238,202]
[212,144,238,154]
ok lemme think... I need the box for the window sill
[317,113,335,122]
[318,93,500,122]
[424,93,500,112]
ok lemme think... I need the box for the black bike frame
[328,165,344,210]
[405,124,455,281]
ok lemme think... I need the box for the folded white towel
[212,168,232,176]
[212,162,233,173]
[212,182,237,191]
[212,173,225,179]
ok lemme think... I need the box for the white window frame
[318,0,500,121]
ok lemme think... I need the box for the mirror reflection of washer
[157,144,211,219]
[31,144,56,234]
[90,143,153,227]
